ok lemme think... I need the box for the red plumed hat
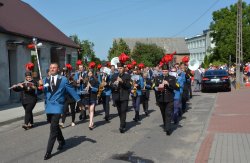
[182,56,189,63]
[88,61,96,69]
[65,63,72,71]
[76,60,82,65]
[119,53,129,64]
[25,62,34,71]
[97,64,102,69]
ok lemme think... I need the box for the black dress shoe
[44,152,52,160]
[133,117,138,122]
[79,114,83,120]
[166,130,172,136]
[57,140,65,150]
[119,127,126,133]
[145,112,149,117]
[105,117,110,122]
[22,125,29,130]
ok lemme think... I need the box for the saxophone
[97,74,107,98]
[131,80,137,97]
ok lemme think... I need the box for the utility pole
[236,0,243,89]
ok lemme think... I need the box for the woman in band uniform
[12,71,38,130]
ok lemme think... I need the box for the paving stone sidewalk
[195,88,250,163]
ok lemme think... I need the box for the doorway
[8,49,19,101]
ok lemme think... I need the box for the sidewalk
[195,88,250,163]
[0,101,45,126]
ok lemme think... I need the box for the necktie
[51,76,56,91]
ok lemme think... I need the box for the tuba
[188,58,200,71]
[111,57,120,68]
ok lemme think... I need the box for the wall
[0,33,30,105]
[0,33,78,105]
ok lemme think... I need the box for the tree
[69,34,81,45]
[209,2,250,63]
[80,40,95,62]
[131,42,165,67]
[108,39,131,60]
[70,34,101,65]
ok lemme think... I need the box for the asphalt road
[0,91,217,163]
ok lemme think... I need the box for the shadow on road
[32,121,48,128]
[52,135,97,157]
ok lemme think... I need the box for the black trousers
[158,101,174,131]
[141,95,149,113]
[61,102,76,123]
[115,100,128,129]
[102,95,110,118]
[22,102,36,125]
[142,100,149,113]
[46,114,64,154]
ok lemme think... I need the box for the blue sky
[22,0,245,60]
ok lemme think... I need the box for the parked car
[201,70,231,92]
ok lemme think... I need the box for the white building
[185,30,215,63]
[0,0,79,105]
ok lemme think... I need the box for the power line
[171,0,220,37]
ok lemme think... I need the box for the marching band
[10,53,193,160]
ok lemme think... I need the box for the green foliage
[69,34,81,45]
[211,60,225,67]
[80,40,95,62]
[90,55,101,65]
[131,42,165,67]
[108,39,131,60]
[202,55,210,68]
[69,34,100,64]
[209,2,250,63]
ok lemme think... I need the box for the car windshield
[205,70,228,76]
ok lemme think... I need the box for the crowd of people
[11,59,195,160]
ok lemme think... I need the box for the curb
[188,92,218,163]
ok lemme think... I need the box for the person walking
[12,71,38,130]
[39,63,82,160]
[110,62,131,133]
[154,64,177,135]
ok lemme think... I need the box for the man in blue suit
[40,63,82,160]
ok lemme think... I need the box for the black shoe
[57,140,65,150]
[22,125,29,130]
[44,152,52,160]
[79,114,83,120]
[166,130,172,136]
[89,125,95,130]
[119,127,125,133]
[133,117,138,122]
[145,112,149,117]
[105,117,110,122]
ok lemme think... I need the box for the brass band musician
[98,70,112,121]
[141,72,153,116]
[110,62,131,133]
[11,71,38,130]
[131,68,144,122]
[154,64,178,135]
